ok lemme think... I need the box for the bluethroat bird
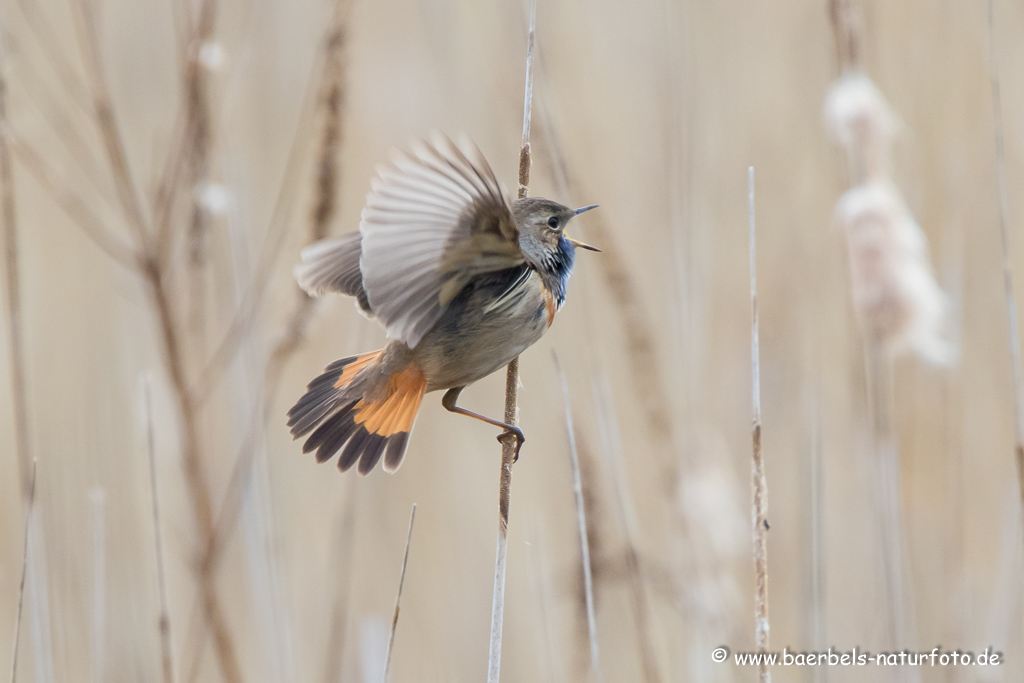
[287,134,598,474]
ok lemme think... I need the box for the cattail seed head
[834,181,953,364]
[198,42,226,71]
[824,74,898,181]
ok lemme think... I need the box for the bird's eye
[547,216,560,229]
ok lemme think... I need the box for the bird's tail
[287,350,426,474]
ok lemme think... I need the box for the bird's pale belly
[413,269,553,391]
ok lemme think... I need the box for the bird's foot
[497,427,525,463]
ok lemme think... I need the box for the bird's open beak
[568,205,601,251]
[567,236,601,252]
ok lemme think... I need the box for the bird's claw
[497,427,526,463]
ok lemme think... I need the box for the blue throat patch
[540,237,575,306]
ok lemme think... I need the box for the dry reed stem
[748,167,771,683]
[183,0,218,362]
[69,3,243,678]
[72,0,150,247]
[589,374,660,683]
[863,340,916,659]
[12,0,94,114]
[0,26,33,500]
[9,137,137,268]
[382,503,417,683]
[825,1,920,664]
[321,485,358,683]
[143,376,176,683]
[526,518,563,683]
[488,2,535,680]
[828,0,863,73]
[90,489,107,683]
[532,111,677,486]
[192,0,352,600]
[4,33,119,212]
[987,0,1024,553]
[148,266,244,683]
[533,101,697,672]
[265,0,351,398]
[554,353,603,683]
[8,460,36,683]
[193,27,337,404]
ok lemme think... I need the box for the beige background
[1,0,1023,681]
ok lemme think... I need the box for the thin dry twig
[0,26,33,500]
[532,110,677,487]
[748,167,771,683]
[828,0,863,73]
[12,0,94,114]
[265,0,351,398]
[183,0,219,362]
[72,0,150,247]
[824,4,920,664]
[321,484,358,683]
[143,375,176,683]
[554,353,603,683]
[591,374,660,683]
[192,29,339,402]
[382,504,417,683]
[8,460,36,683]
[67,4,243,678]
[148,267,244,683]
[90,489,107,683]
[987,0,1024,553]
[10,137,137,268]
[183,0,353,618]
[488,2,535,680]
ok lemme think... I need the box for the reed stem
[987,0,1024,564]
[554,353,603,683]
[487,2,535,680]
[382,504,417,683]
[748,167,771,683]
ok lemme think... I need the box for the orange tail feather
[287,351,426,474]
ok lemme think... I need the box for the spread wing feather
[293,232,372,314]
[358,134,524,348]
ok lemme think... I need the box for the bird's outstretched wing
[294,231,372,313]
[296,134,524,348]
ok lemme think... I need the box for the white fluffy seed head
[676,454,746,559]
[834,181,953,364]
[198,42,226,71]
[824,74,898,181]
[197,182,230,215]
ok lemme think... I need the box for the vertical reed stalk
[748,167,771,683]
[8,461,36,683]
[488,2,535,680]
[0,17,33,501]
[265,0,351,398]
[71,3,243,678]
[554,353,603,683]
[591,374,660,683]
[863,339,916,661]
[826,3,920,665]
[90,489,107,683]
[144,376,176,683]
[382,504,416,683]
[184,0,218,361]
[322,484,358,683]
[987,0,1024,555]
[828,0,863,73]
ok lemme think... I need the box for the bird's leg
[442,386,525,461]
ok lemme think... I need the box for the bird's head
[512,197,599,305]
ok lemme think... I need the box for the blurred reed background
[1,0,1023,681]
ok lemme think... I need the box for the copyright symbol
[712,646,729,663]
